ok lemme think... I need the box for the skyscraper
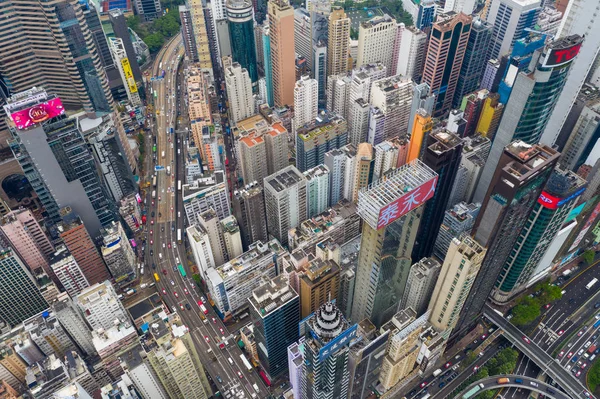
[486,0,540,61]
[76,281,129,331]
[249,275,300,380]
[0,248,47,327]
[49,247,89,298]
[232,185,268,251]
[264,166,308,245]
[296,111,348,172]
[324,144,357,205]
[100,221,136,281]
[312,41,328,107]
[328,7,351,77]
[454,142,559,336]
[109,37,142,106]
[238,130,269,185]
[180,5,199,62]
[473,35,583,203]
[422,12,472,117]
[24,310,77,359]
[352,143,373,202]
[269,0,296,107]
[294,76,319,131]
[262,26,274,106]
[406,109,433,162]
[108,9,143,84]
[357,15,397,72]
[227,0,258,83]
[433,201,480,259]
[351,160,438,327]
[305,165,330,218]
[401,258,441,316]
[412,130,463,261]
[370,75,413,143]
[52,293,95,357]
[299,257,340,318]
[560,100,600,172]
[188,0,213,76]
[394,24,427,82]
[408,83,435,135]
[225,63,254,123]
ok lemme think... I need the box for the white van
[159,253,163,260]
[228,357,234,365]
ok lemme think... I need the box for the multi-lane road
[142,35,270,399]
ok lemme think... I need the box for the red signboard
[542,40,582,68]
[376,176,438,229]
[9,98,65,130]
[538,191,561,209]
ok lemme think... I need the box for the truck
[125,289,136,296]
[497,378,510,384]
[587,278,598,290]
[562,269,573,277]
[433,369,442,377]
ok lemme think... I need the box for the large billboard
[538,187,586,210]
[318,324,357,362]
[542,37,583,68]
[376,176,438,229]
[9,98,65,130]
[121,58,138,94]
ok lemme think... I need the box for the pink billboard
[377,176,438,229]
[10,98,65,130]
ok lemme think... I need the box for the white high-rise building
[225,62,254,123]
[304,165,330,218]
[357,14,397,73]
[541,0,600,146]
[49,247,89,298]
[394,24,427,82]
[486,0,541,60]
[327,74,352,120]
[373,141,400,181]
[444,0,477,14]
[293,75,319,130]
[100,221,136,281]
[370,74,413,143]
[52,293,96,357]
[76,281,129,331]
[187,224,216,280]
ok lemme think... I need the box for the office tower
[52,293,95,357]
[428,235,485,339]
[373,141,401,181]
[422,12,472,117]
[351,160,437,327]
[180,5,199,61]
[296,112,348,172]
[249,275,300,379]
[408,83,435,136]
[183,173,231,225]
[328,7,351,77]
[232,184,268,250]
[561,101,600,171]
[92,321,138,380]
[299,257,340,318]
[186,224,216,280]
[7,91,115,237]
[492,169,587,302]
[100,221,136,281]
[109,38,142,106]
[352,143,373,202]
[394,24,427,83]
[542,0,600,146]
[76,281,129,331]
[453,19,493,107]
[206,239,285,316]
[225,63,254,123]
[455,143,559,335]
[0,209,54,278]
[475,92,504,139]
[49,247,89,298]
[406,109,433,162]
[370,75,413,143]
[473,35,583,203]
[294,76,319,130]
[269,0,295,107]
[288,341,304,399]
[324,145,356,205]
[0,0,113,116]
[227,0,258,83]
[368,107,386,147]
[412,130,463,261]
[401,258,441,316]
[480,59,500,92]
[313,41,328,107]
[119,349,169,399]
[264,166,307,245]
[294,8,313,67]
[347,321,389,399]
[24,310,78,358]
[144,322,209,399]
[486,0,540,60]
[57,209,110,286]
[357,15,397,72]
[132,0,161,20]
[0,248,47,327]
[433,202,480,259]
[238,130,269,185]
[108,10,143,84]
[305,165,330,218]
[448,136,491,206]
[300,300,354,399]
[378,308,427,390]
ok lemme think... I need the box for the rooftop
[504,141,559,180]
[211,239,284,281]
[249,275,298,318]
[265,165,305,193]
[360,13,394,29]
[297,111,346,141]
[304,164,329,181]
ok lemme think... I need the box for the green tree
[511,297,541,326]
[583,249,595,265]
[350,27,359,40]
[538,282,563,303]
[588,358,600,391]
[127,15,141,31]
[144,33,165,52]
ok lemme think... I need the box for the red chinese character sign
[376,176,438,229]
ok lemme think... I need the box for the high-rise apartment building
[352,143,374,202]
[24,310,77,359]
[542,0,600,147]
[357,15,397,72]
[422,12,472,117]
[249,275,300,380]
[232,183,268,250]
[264,166,308,245]
[188,0,213,75]
[453,18,493,107]
[304,165,330,218]
[412,130,463,261]
[455,142,559,335]
[408,83,435,135]
[296,111,348,172]
[100,221,136,281]
[370,75,413,144]
[228,0,258,82]
[294,76,319,130]
[407,109,433,162]
[433,202,480,259]
[294,8,313,67]
[394,24,428,82]
[269,0,296,107]
[560,100,600,171]
[474,35,583,203]
[182,172,231,225]
[428,235,485,339]
[198,209,228,267]
[76,281,129,331]
[299,257,340,318]
[49,247,89,298]
[180,5,199,62]
[186,224,216,281]
[475,92,504,139]
[324,144,358,205]
[221,215,243,260]
[52,293,95,357]
[328,7,351,76]
[312,41,328,107]
[401,258,441,316]
[238,130,269,185]
[225,63,254,124]
[486,0,540,60]
[0,248,47,327]
[57,208,110,286]
[351,160,438,327]
[373,141,401,181]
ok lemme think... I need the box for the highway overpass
[455,374,571,399]
[483,304,594,399]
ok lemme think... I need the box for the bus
[462,385,484,399]
[154,273,160,282]
[240,354,252,371]
[178,263,186,278]
[199,304,208,315]
[178,180,182,191]
[152,176,157,187]
[152,144,157,153]
[587,278,598,290]
[159,62,163,70]
[177,228,182,242]
[594,319,600,329]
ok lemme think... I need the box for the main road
[143,35,270,399]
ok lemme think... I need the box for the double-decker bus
[153,273,160,282]
[152,176,157,187]
[177,229,182,243]
[177,263,186,278]
[178,180,182,191]
[240,354,252,371]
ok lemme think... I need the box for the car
[212,317,217,324]
[577,370,582,377]
[174,291,179,298]
[168,243,171,249]
[149,230,153,235]
[522,336,531,344]
[179,303,184,310]
[567,352,574,358]
[582,362,588,369]
[171,280,175,286]
[151,211,155,217]
[158,196,161,201]
[162,269,167,275]
[216,376,223,383]
[219,343,225,349]
[544,303,551,309]
[219,327,225,335]
[162,288,167,295]
[578,330,585,337]
[444,362,451,368]
[152,200,155,206]
[150,220,154,225]
[419,381,427,388]
[150,239,154,245]
[204,336,210,343]
[184,288,189,295]
[237,371,243,379]
[438,382,446,388]
[201,296,207,303]
[481,334,487,340]
[473,366,479,372]
[558,329,565,336]
[150,249,154,255]
[162,243,165,248]
[171,206,174,212]
[558,350,565,358]
[185,303,191,310]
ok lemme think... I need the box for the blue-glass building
[228,0,258,83]
[262,26,273,106]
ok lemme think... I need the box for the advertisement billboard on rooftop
[376,176,438,229]
[9,98,65,130]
